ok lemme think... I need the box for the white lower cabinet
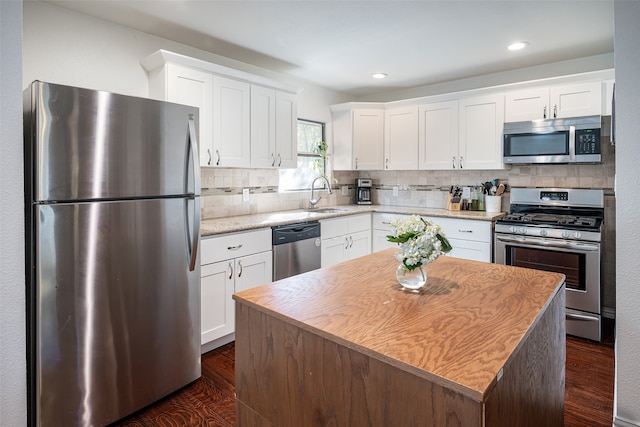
[200,228,272,352]
[423,216,492,263]
[321,213,372,267]
[372,213,493,263]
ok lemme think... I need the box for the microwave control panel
[575,129,601,155]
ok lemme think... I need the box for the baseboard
[614,415,640,427]
[603,306,616,319]
[201,333,235,355]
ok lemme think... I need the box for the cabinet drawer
[321,217,349,239]
[202,228,272,265]
[372,212,408,231]
[427,217,492,243]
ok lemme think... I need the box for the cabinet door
[321,236,347,268]
[201,260,235,345]
[505,87,549,122]
[550,81,602,118]
[458,95,505,170]
[275,91,298,168]
[384,107,418,170]
[347,230,372,260]
[213,76,251,167]
[418,101,459,170]
[353,109,384,170]
[166,64,214,167]
[235,251,273,292]
[250,85,276,168]
[373,230,399,253]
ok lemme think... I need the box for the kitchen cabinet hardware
[277,153,282,167]
[207,149,212,166]
[227,244,243,251]
[216,149,221,166]
[271,153,275,167]
[452,156,456,169]
[228,262,233,280]
[238,260,243,277]
[460,156,464,169]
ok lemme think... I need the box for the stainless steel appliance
[494,188,603,341]
[503,115,602,164]
[24,81,201,426]
[272,222,321,280]
[356,178,372,205]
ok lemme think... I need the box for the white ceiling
[42,0,614,97]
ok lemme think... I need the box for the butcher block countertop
[233,250,567,426]
[201,204,504,236]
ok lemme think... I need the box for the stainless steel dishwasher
[272,221,321,281]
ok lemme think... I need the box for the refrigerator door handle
[188,116,201,197]
[187,117,200,272]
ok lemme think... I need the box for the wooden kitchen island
[233,249,566,427]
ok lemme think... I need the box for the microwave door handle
[569,125,576,162]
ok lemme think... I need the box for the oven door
[494,233,601,340]
[503,128,573,164]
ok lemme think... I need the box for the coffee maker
[356,178,372,205]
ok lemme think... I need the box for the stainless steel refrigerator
[24,81,201,426]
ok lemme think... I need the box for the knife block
[446,193,461,211]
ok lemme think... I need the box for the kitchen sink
[306,208,349,214]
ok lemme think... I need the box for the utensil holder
[485,195,502,213]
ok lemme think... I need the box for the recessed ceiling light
[372,73,387,79]
[508,41,529,51]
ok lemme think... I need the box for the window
[279,119,326,191]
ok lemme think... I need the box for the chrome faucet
[309,175,333,209]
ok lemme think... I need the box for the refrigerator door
[34,197,200,426]
[27,81,199,202]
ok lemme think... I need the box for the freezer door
[33,197,200,426]
[27,81,199,201]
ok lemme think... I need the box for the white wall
[614,1,640,426]
[0,0,26,426]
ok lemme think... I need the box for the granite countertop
[201,205,505,237]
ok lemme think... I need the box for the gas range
[494,187,605,341]
[495,188,604,242]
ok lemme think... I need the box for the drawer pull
[228,262,233,280]
[237,260,243,278]
[227,244,243,251]
[382,221,392,225]
[458,229,473,233]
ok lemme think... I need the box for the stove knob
[540,229,547,237]
[518,227,527,234]
[573,231,582,239]
[561,231,570,238]
[509,226,516,233]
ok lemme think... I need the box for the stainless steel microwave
[503,115,602,164]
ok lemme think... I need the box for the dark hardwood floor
[114,320,615,427]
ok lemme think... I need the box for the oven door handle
[566,313,599,322]
[495,235,599,251]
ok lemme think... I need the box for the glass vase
[396,263,427,291]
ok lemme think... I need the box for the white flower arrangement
[387,215,452,271]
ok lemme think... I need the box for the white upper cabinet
[147,63,214,167]
[418,95,504,170]
[212,76,251,168]
[274,90,298,168]
[250,86,297,168]
[142,50,297,169]
[505,81,602,122]
[384,106,419,170]
[332,106,385,170]
[458,94,505,170]
[418,100,459,170]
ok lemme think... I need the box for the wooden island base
[234,250,566,427]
